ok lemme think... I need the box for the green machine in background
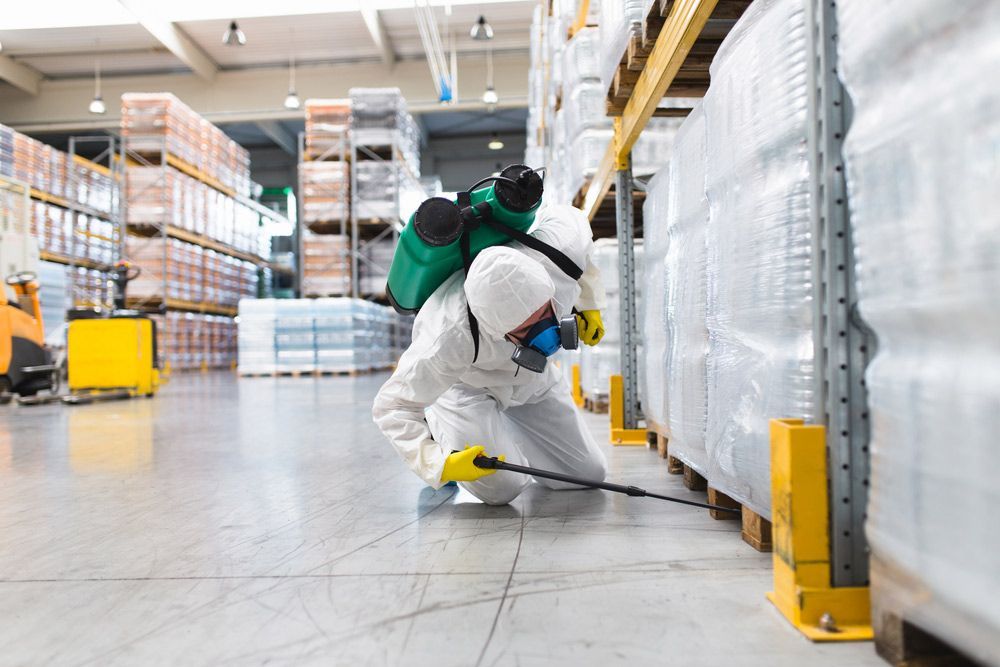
[385,165,546,314]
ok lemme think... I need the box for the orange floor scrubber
[0,271,57,400]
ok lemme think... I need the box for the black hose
[473,456,742,515]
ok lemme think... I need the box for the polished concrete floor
[0,373,883,666]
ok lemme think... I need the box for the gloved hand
[441,445,505,483]
[576,309,605,346]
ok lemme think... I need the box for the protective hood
[464,246,555,339]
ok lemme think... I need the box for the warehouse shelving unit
[348,133,414,300]
[34,136,123,310]
[588,0,873,641]
[122,137,265,319]
[296,101,351,298]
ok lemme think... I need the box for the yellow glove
[441,445,505,483]
[576,309,605,346]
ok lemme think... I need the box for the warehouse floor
[0,373,882,666]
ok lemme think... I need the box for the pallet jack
[61,261,161,405]
[0,271,59,404]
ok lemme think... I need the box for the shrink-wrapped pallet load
[663,104,710,473]
[640,164,669,430]
[598,1,652,99]
[703,0,814,518]
[837,0,1000,661]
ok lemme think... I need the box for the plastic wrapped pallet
[569,128,613,196]
[564,81,613,140]
[301,232,350,296]
[703,0,814,518]
[640,162,669,431]
[632,118,685,177]
[562,27,600,92]
[599,0,651,98]
[836,0,1000,661]
[664,105,709,473]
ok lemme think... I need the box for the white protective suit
[372,204,608,505]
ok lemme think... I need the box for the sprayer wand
[472,456,742,515]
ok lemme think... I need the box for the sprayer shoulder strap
[471,202,584,280]
[457,192,481,364]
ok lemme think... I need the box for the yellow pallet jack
[63,262,161,405]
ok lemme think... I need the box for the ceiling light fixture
[283,41,300,110]
[223,20,246,46]
[482,86,498,106]
[482,35,498,109]
[488,133,504,151]
[88,56,106,115]
[470,15,493,41]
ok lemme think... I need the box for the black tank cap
[413,197,463,247]
[494,164,543,213]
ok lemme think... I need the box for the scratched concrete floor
[0,372,884,666]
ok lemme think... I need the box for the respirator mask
[509,313,579,373]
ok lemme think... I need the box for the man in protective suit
[372,204,609,505]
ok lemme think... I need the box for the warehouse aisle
[0,373,881,666]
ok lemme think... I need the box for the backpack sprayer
[472,456,742,514]
[385,164,584,364]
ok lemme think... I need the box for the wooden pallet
[678,464,772,552]
[870,556,983,667]
[238,368,370,378]
[605,0,753,116]
[583,394,609,414]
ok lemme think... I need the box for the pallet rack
[27,135,123,310]
[349,132,420,300]
[296,100,351,298]
[584,0,873,640]
[121,131,287,371]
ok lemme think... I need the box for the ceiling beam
[117,0,218,81]
[0,55,43,95]
[254,120,298,157]
[360,8,396,68]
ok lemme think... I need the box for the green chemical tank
[386,165,544,314]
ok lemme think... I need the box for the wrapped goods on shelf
[599,0,651,97]
[301,232,350,296]
[121,93,251,196]
[304,99,350,159]
[640,165,669,430]
[127,236,255,307]
[349,88,420,177]
[563,27,601,91]
[353,161,398,221]
[632,118,685,177]
[579,239,644,399]
[565,81,613,139]
[569,128,613,197]
[157,311,237,370]
[836,0,1000,660]
[70,267,112,310]
[358,238,395,296]
[703,0,813,519]
[301,162,349,225]
[0,125,12,177]
[126,166,262,257]
[664,105,709,472]
[1,124,115,218]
